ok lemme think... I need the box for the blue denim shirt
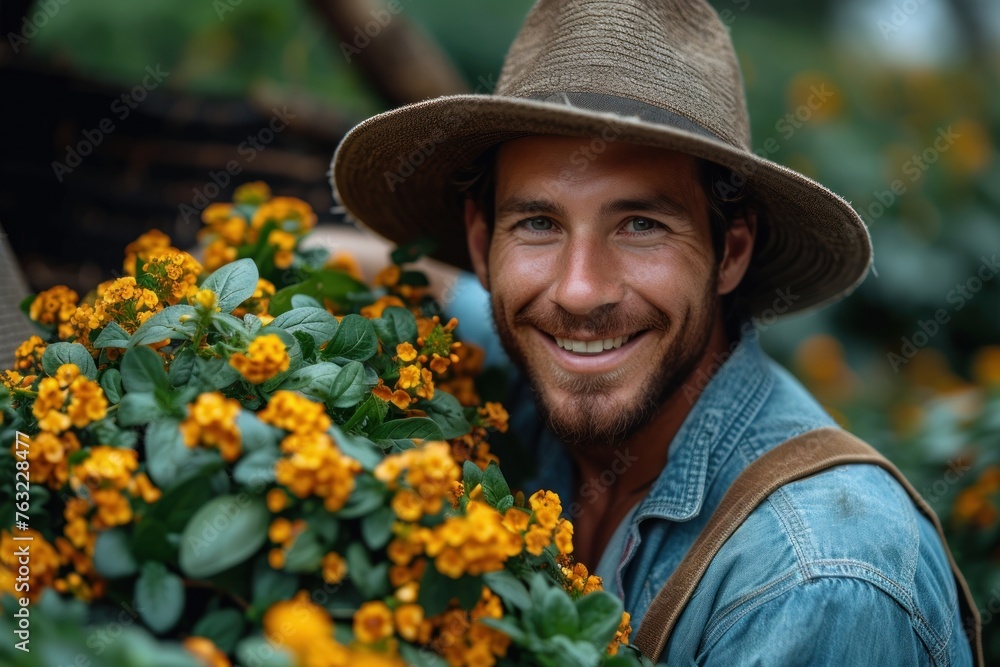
[506,335,972,665]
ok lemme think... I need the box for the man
[331,0,981,663]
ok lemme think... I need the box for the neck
[569,319,734,506]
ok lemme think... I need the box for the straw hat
[331,0,872,316]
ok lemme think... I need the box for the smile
[554,334,632,354]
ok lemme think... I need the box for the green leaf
[148,471,219,532]
[325,361,376,409]
[117,392,168,426]
[167,347,196,387]
[342,393,389,434]
[575,591,625,648]
[369,418,445,442]
[236,637,295,667]
[251,557,299,610]
[546,636,603,667]
[483,569,532,610]
[202,258,259,313]
[269,269,367,316]
[92,529,138,578]
[337,474,387,519]
[232,446,279,487]
[398,643,451,667]
[130,517,176,564]
[496,495,515,514]
[330,428,383,471]
[421,390,471,439]
[192,608,245,654]
[128,305,198,347]
[279,361,343,396]
[346,541,390,599]
[371,307,418,348]
[41,342,97,379]
[98,369,124,405]
[120,345,170,394]
[462,460,483,492]
[479,616,528,644]
[481,462,511,508]
[269,307,339,346]
[539,586,579,639]
[391,239,437,265]
[360,506,395,550]
[179,495,269,578]
[399,270,430,287]
[135,561,185,634]
[290,294,323,309]
[324,314,378,362]
[236,410,279,453]
[145,419,219,489]
[283,528,324,573]
[92,322,131,349]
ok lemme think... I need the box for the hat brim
[331,95,872,317]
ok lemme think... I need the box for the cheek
[488,242,554,306]
[623,248,716,307]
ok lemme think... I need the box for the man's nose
[550,235,624,315]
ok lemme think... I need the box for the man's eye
[624,217,660,233]
[521,217,554,232]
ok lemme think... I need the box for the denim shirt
[509,336,972,666]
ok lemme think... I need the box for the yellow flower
[360,295,406,320]
[325,251,363,281]
[972,346,1000,386]
[396,342,417,362]
[375,265,401,288]
[233,278,276,317]
[562,562,603,596]
[127,472,162,504]
[267,488,289,512]
[70,446,138,492]
[14,335,46,374]
[66,373,108,429]
[29,286,79,339]
[529,490,563,530]
[478,402,509,433]
[275,431,362,512]
[263,590,348,663]
[203,239,237,272]
[607,611,633,656]
[354,601,394,644]
[180,392,242,461]
[502,507,530,533]
[91,276,162,334]
[184,637,232,667]
[393,604,425,642]
[234,181,272,205]
[398,365,421,390]
[267,229,297,269]
[194,288,218,311]
[258,390,331,434]
[229,334,290,384]
[424,501,523,578]
[322,552,348,584]
[525,524,552,556]
[1,529,61,602]
[391,489,424,522]
[15,431,80,489]
[251,196,317,237]
[122,229,175,276]
[555,518,574,555]
[142,250,203,305]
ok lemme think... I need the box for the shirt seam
[699,572,942,663]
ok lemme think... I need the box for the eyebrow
[495,192,693,222]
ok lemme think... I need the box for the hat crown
[496,0,751,149]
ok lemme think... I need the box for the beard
[491,275,719,450]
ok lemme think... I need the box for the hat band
[525,92,726,143]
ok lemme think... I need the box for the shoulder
[696,460,967,663]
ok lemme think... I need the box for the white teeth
[554,334,635,354]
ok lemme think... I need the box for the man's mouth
[551,332,643,355]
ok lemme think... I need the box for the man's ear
[717,210,756,296]
[464,197,491,291]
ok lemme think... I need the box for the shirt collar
[634,334,773,522]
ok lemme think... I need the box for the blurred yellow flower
[229,334,290,384]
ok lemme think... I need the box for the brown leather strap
[632,427,983,665]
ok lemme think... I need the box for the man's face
[466,136,727,449]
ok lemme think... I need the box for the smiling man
[331,0,981,663]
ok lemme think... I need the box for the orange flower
[354,601,394,644]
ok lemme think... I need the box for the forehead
[494,135,704,202]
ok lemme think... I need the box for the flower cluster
[0,183,644,667]
[229,334,290,384]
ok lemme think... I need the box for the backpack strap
[632,427,983,665]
